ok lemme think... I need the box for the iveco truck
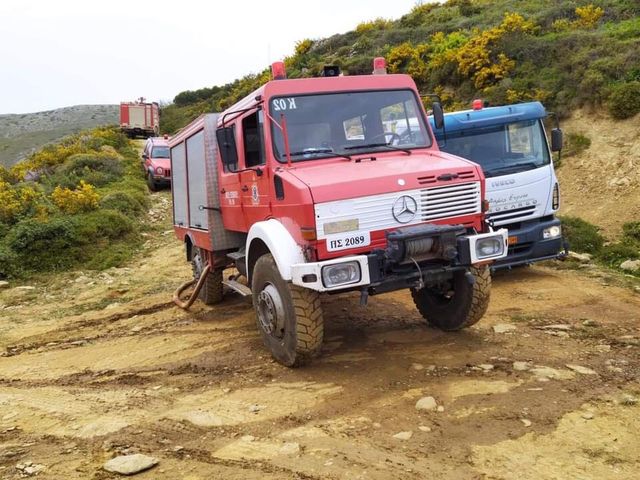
[429,101,566,269]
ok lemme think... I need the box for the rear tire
[191,247,223,305]
[411,266,491,331]
[251,254,323,367]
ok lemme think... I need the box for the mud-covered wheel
[411,266,491,331]
[191,247,223,305]
[251,254,323,367]
[146,172,159,192]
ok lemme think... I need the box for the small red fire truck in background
[120,98,159,138]
[170,59,508,367]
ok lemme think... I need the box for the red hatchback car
[142,137,171,191]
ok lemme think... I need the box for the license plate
[508,235,518,245]
[326,231,371,252]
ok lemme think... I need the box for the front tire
[147,172,159,192]
[191,247,223,305]
[411,266,491,330]
[251,254,323,367]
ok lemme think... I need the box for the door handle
[241,185,249,192]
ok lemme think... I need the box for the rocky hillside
[559,110,640,238]
[0,105,118,167]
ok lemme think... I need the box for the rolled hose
[173,264,211,310]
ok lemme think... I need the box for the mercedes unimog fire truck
[170,59,508,367]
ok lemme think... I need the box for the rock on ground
[513,361,532,371]
[568,251,592,263]
[103,454,158,475]
[415,396,438,411]
[493,324,517,333]
[620,259,640,272]
[393,431,413,440]
[565,364,598,375]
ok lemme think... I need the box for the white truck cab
[430,101,567,269]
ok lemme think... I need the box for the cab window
[242,111,265,167]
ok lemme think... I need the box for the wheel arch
[246,219,305,284]
[184,234,195,261]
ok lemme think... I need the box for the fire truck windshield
[442,119,551,177]
[269,89,430,162]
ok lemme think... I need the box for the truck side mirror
[432,101,444,130]
[142,153,148,160]
[216,126,239,172]
[551,128,563,152]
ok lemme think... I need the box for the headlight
[321,261,361,288]
[475,237,504,259]
[543,225,562,239]
[155,166,164,175]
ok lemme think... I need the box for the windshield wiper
[288,148,352,161]
[343,142,411,155]
[485,162,541,177]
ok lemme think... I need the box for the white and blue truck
[429,101,567,269]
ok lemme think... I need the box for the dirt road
[1,191,639,479]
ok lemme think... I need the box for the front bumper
[291,225,508,293]
[492,216,566,270]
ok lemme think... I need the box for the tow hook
[465,270,476,285]
[359,288,369,306]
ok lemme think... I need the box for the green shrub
[2,211,136,274]
[560,216,604,254]
[622,221,640,242]
[608,81,640,119]
[563,132,591,157]
[598,241,640,266]
[45,153,124,189]
[99,191,147,217]
[0,243,20,278]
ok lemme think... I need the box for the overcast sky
[0,0,422,114]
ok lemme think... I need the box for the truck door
[239,111,270,225]
[216,124,245,232]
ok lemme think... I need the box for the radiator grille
[420,182,481,221]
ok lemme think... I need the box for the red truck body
[169,60,508,367]
[120,100,159,138]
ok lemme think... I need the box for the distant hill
[0,104,119,167]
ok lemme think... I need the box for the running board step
[227,250,246,261]
[223,279,252,297]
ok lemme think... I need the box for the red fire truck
[120,98,159,138]
[170,59,508,367]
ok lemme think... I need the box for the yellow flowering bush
[575,5,604,29]
[51,181,100,214]
[455,13,536,89]
[0,181,44,223]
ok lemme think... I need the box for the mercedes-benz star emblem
[392,195,418,223]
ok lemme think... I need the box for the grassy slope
[160,0,640,134]
[0,105,119,168]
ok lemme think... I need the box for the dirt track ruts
[1,191,639,479]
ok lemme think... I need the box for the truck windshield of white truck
[270,89,431,162]
[442,119,550,177]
